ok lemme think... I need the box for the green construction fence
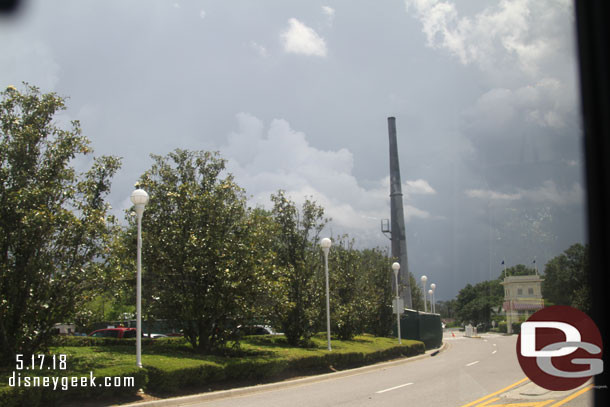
[392,309,443,349]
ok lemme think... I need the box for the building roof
[500,275,544,285]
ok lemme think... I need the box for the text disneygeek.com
[8,354,135,390]
[8,371,135,391]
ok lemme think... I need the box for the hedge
[1,337,424,406]
[49,335,190,350]
[144,341,423,393]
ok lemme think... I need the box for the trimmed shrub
[50,335,188,347]
[146,362,225,393]
[1,336,425,404]
[142,341,424,395]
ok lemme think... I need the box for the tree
[455,280,503,326]
[0,84,121,364]
[326,236,366,340]
[542,243,590,314]
[128,149,279,353]
[500,264,536,279]
[410,273,425,312]
[436,299,457,320]
[270,191,327,346]
[360,248,394,337]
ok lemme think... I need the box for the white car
[237,325,282,335]
[143,333,168,338]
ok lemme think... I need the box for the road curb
[119,341,449,407]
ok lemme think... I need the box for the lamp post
[392,262,402,344]
[428,290,434,315]
[421,275,428,312]
[430,283,436,314]
[130,187,149,368]
[320,237,332,351]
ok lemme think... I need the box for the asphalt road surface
[127,331,596,407]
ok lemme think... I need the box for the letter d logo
[521,321,581,357]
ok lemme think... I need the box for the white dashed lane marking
[376,383,414,394]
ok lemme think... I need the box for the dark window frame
[575,1,610,404]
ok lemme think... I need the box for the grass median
[0,334,424,407]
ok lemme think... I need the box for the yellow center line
[487,400,555,406]
[547,385,593,407]
[478,397,501,406]
[460,378,530,407]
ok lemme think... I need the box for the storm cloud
[0,0,585,301]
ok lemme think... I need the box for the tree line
[0,85,424,364]
[444,243,590,328]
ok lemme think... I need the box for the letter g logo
[516,306,603,391]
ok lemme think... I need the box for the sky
[1,0,586,301]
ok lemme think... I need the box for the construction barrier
[392,309,443,349]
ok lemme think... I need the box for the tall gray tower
[388,117,413,309]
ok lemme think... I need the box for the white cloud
[524,181,584,206]
[465,181,584,206]
[199,9,206,19]
[405,205,432,221]
[280,18,328,57]
[220,113,436,237]
[465,189,521,201]
[465,78,568,130]
[405,179,437,195]
[250,41,269,57]
[322,6,336,26]
[405,0,571,76]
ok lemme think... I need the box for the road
[126,331,596,407]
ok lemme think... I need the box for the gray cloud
[0,0,585,301]
[221,113,436,232]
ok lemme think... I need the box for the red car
[88,327,136,338]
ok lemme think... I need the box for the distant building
[501,274,544,334]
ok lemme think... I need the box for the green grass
[0,334,424,407]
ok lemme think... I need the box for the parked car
[88,327,136,338]
[143,333,168,338]
[237,325,281,335]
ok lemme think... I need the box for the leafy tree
[360,248,394,337]
[499,264,536,279]
[410,273,425,312]
[436,299,457,320]
[0,84,121,364]
[455,280,503,326]
[270,191,327,346]
[326,236,366,340]
[542,243,590,314]
[129,149,279,352]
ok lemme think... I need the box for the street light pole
[392,262,402,344]
[430,283,436,314]
[321,238,332,351]
[421,275,428,312]
[130,187,149,368]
